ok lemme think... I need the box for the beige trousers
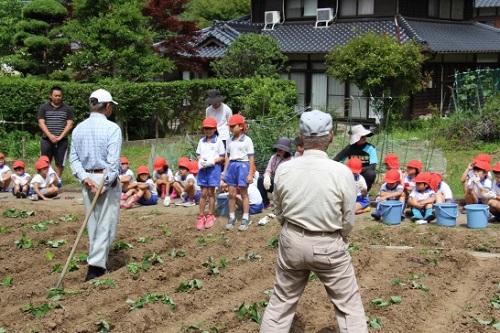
[260,223,368,333]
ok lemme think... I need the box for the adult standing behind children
[69,88,121,282]
[260,110,368,333]
[205,89,233,148]
[38,86,75,177]
[333,124,378,191]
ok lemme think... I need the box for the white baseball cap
[299,110,333,137]
[90,89,118,105]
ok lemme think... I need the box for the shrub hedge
[0,76,297,141]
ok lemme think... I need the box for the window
[339,0,374,17]
[286,0,318,19]
[428,0,464,20]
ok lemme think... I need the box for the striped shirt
[37,102,74,137]
[69,113,122,188]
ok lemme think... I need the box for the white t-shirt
[248,183,262,205]
[11,172,31,186]
[141,178,158,196]
[30,173,53,191]
[0,164,11,180]
[467,177,492,199]
[196,135,226,161]
[206,103,232,141]
[174,172,200,191]
[119,168,135,184]
[409,188,436,201]
[437,181,453,201]
[153,168,173,182]
[354,174,367,196]
[227,134,254,162]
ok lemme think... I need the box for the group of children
[345,151,500,224]
[0,153,61,201]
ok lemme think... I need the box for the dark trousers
[257,175,274,206]
[362,166,376,192]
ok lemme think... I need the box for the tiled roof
[475,0,500,8]
[261,19,411,53]
[403,17,500,53]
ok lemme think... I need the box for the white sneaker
[163,197,171,207]
[415,219,427,225]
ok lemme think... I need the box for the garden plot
[0,195,499,333]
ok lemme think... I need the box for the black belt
[285,222,339,236]
[85,169,104,173]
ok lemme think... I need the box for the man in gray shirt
[260,110,368,333]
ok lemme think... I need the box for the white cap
[349,124,373,145]
[90,88,118,105]
[299,110,333,137]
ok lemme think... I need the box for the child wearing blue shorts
[371,169,405,221]
[347,158,370,214]
[196,117,226,230]
[223,114,255,232]
[120,166,158,209]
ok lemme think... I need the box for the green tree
[211,33,287,79]
[2,0,68,76]
[64,0,173,81]
[0,0,23,57]
[182,0,251,28]
[325,31,427,126]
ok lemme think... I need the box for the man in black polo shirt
[38,86,75,177]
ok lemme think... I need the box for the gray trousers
[260,223,368,333]
[83,174,120,269]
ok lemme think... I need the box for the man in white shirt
[205,89,233,147]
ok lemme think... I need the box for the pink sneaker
[197,215,206,230]
[170,189,178,199]
[205,214,216,229]
[121,192,127,200]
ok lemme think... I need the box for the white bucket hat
[349,124,373,145]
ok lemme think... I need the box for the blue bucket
[216,194,229,216]
[465,204,489,229]
[434,203,458,227]
[380,201,403,225]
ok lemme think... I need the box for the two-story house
[193,0,500,122]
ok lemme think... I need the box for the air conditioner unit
[315,8,334,28]
[263,11,280,30]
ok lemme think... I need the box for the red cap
[35,160,50,170]
[188,160,198,174]
[384,154,400,169]
[120,156,129,164]
[153,157,167,171]
[474,153,491,164]
[406,159,423,172]
[228,114,245,126]
[0,153,4,159]
[414,172,432,186]
[13,160,25,169]
[346,158,363,174]
[492,162,500,173]
[429,172,442,192]
[384,169,401,183]
[137,165,149,175]
[474,160,491,172]
[177,157,190,170]
[38,155,50,163]
[202,117,217,129]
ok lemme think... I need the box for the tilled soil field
[1,192,500,333]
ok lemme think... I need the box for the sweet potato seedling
[1,276,13,287]
[31,220,57,231]
[168,248,186,258]
[47,287,82,300]
[91,278,116,288]
[95,319,112,333]
[235,252,262,261]
[137,236,153,243]
[0,226,9,234]
[3,208,35,218]
[126,292,175,311]
[111,241,133,251]
[59,214,78,222]
[175,279,203,292]
[475,318,500,330]
[15,232,33,249]
[237,302,264,324]
[22,301,62,318]
[268,237,279,248]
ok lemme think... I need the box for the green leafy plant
[235,252,262,261]
[59,214,78,222]
[391,278,407,286]
[491,294,500,309]
[168,248,186,258]
[15,232,33,249]
[0,226,9,234]
[348,244,361,252]
[163,229,172,236]
[3,208,35,218]
[202,257,227,276]
[237,302,264,324]
[31,220,57,231]
[126,293,175,311]
[142,253,164,271]
[367,314,382,329]
[1,276,13,287]
[45,239,67,248]
[95,319,112,333]
[22,301,62,318]
[475,318,500,330]
[370,296,401,308]
[127,262,141,275]
[137,236,153,243]
[308,272,318,281]
[175,279,203,293]
[268,237,279,248]
[111,241,133,251]
[47,287,82,301]
[91,278,116,288]
[411,280,429,293]
[195,234,223,246]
